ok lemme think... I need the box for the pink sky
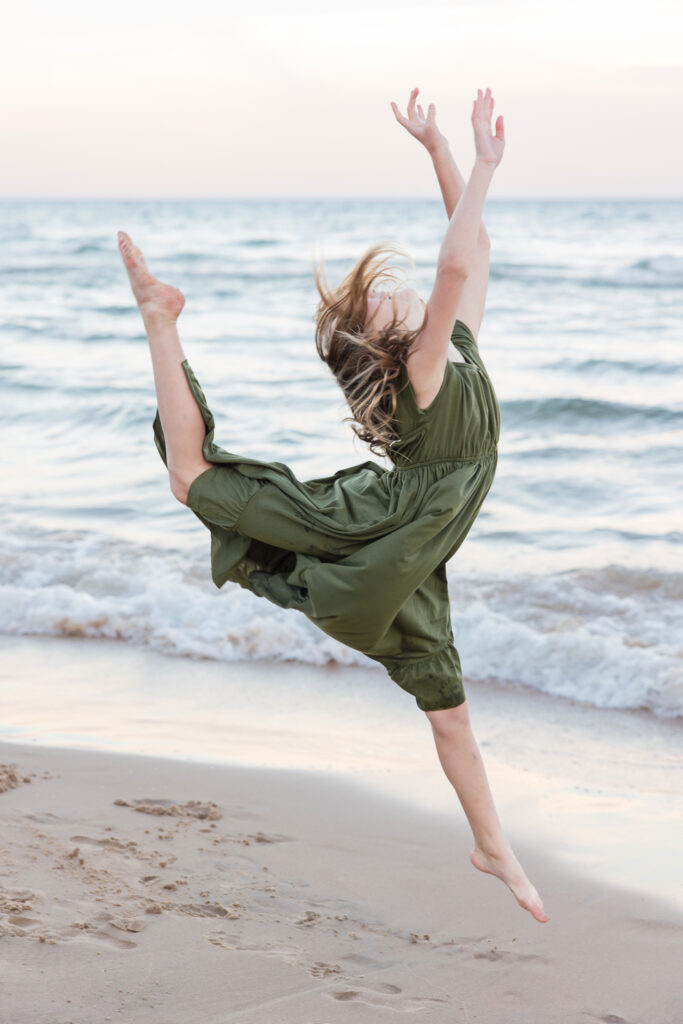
[2,0,681,198]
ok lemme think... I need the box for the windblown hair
[312,242,428,459]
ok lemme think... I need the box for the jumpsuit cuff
[380,640,466,712]
[152,359,217,468]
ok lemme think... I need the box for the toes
[522,896,549,923]
[117,231,147,271]
[117,230,133,256]
[118,231,136,267]
[513,881,549,922]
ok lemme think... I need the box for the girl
[118,87,549,924]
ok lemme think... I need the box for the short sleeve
[396,355,457,420]
[450,319,487,375]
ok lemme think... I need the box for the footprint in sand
[67,834,176,867]
[109,916,147,933]
[113,797,222,821]
[59,913,144,950]
[91,926,139,950]
[436,936,550,966]
[7,915,41,927]
[207,930,241,949]
[0,888,59,943]
[70,834,139,853]
[0,887,37,915]
[176,902,241,919]
[23,811,68,824]
[340,953,386,967]
[328,982,447,1011]
[308,962,344,978]
[207,932,314,972]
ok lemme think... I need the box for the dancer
[118,87,549,923]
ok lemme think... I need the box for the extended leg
[426,700,549,923]
[118,231,211,503]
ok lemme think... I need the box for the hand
[390,87,447,155]
[472,87,505,167]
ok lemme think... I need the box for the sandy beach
[1,638,682,1023]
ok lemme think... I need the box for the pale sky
[2,0,682,198]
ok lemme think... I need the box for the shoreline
[1,632,682,913]
[1,737,682,1022]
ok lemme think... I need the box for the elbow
[439,234,489,276]
[436,256,470,279]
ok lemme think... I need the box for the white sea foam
[1,528,680,719]
[451,568,683,718]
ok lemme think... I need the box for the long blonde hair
[313,242,428,458]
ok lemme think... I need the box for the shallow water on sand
[1,634,682,911]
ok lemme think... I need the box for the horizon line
[0,195,681,203]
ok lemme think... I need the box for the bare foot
[470,845,550,923]
[117,231,185,323]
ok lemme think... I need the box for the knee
[332,607,393,651]
[424,699,470,737]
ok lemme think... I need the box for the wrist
[427,135,450,159]
[474,155,498,172]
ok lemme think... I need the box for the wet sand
[1,730,682,1022]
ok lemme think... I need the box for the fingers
[391,87,437,127]
[390,100,409,127]
[495,114,505,141]
[411,89,432,122]
[472,87,495,123]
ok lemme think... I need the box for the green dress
[152,320,500,712]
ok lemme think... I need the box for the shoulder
[403,353,453,412]
[398,355,460,418]
[405,317,480,407]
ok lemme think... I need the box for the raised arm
[391,88,491,244]
[435,156,495,274]
[431,141,490,247]
[390,87,504,382]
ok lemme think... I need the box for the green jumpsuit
[152,319,500,712]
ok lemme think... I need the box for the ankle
[141,305,179,330]
[474,835,513,861]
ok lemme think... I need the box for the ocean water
[1,198,682,719]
